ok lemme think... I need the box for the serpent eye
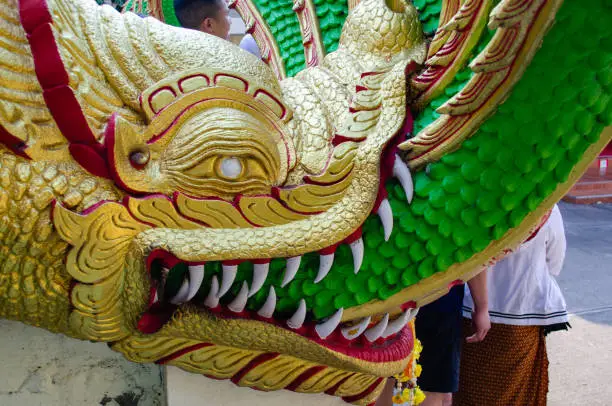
[218,156,243,180]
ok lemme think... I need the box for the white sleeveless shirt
[463,204,569,326]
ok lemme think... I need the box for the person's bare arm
[466,270,490,343]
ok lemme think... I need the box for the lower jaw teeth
[152,261,417,342]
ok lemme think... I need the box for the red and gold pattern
[402,0,564,167]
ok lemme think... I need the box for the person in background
[456,204,569,406]
[174,0,231,40]
[414,271,489,406]
[375,272,489,406]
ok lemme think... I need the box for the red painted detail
[319,245,338,256]
[355,85,368,93]
[250,258,271,265]
[171,192,261,228]
[148,285,157,307]
[19,0,52,32]
[342,377,384,404]
[223,259,244,266]
[214,73,249,92]
[69,144,111,178]
[303,169,352,186]
[400,301,417,311]
[349,104,381,114]
[178,74,211,93]
[448,279,464,289]
[0,124,30,159]
[19,0,111,178]
[148,86,177,115]
[105,113,142,193]
[231,353,280,385]
[324,375,351,395]
[373,108,414,213]
[360,71,382,79]
[28,25,69,89]
[137,303,177,334]
[43,86,99,146]
[285,366,327,391]
[253,89,287,119]
[122,194,179,229]
[146,249,183,275]
[156,343,213,365]
[523,209,552,244]
[332,134,366,147]
[343,227,363,245]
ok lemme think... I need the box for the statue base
[166,366,347,406]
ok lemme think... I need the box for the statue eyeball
[219,157,243,179]
[129,149,150,169]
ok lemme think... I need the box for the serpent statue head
[0,0,610,403]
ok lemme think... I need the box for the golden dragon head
[1,0,610,404]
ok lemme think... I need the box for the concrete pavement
[548,203,612,405]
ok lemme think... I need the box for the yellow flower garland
[391,324,425,405]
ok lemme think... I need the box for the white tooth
[341,316,372,340]
[377,199,393,241]
[170,278,190,304]
[281,256,301,288]
[364,313,389,342]
[393,154,414,203]
[314,253,334,284]
[349,238,364,274]
[287,298,307,329]
[257,286,277,318]
[382,310,413,338]
[315,308,344,339]
[204,276,220,308]
[187,264,205,301]
[218,264,238,298]
[228,281,249,313]
[152,290,159,304]
[249,262,269,297]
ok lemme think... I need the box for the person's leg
[374,378,395,406]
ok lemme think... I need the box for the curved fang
[170,278,190,304]
[349,238,364,274]
[287,299,307,329]
[187,264,205,301]
[257,286,277,318]
[393,154,414,203]
[218,264,238,298]
[377,199,393,241]
[315,308,344,339]
[382,310,412,338]
[314,254,334,284]
[282,256,302,288]
[249,262,269,297]
[364,313,389,342]
[204,276,220,308]
[341,316,371,340]
[228,281,249,313]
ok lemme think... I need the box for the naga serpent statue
[0,0,610,403]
